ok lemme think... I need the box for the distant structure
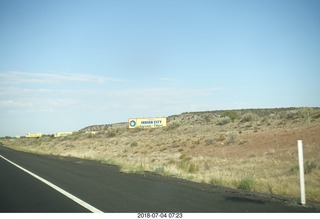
[54,132,73,137]
[26,133,42,138]
[128,117,167,129]
[85,131,98,135]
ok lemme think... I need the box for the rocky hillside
[80,107,320,132]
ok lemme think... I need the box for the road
[0,145,318,213]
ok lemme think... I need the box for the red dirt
[193,124,320,160]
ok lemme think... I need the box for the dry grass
[2,108,320,203]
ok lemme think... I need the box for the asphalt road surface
[0,145,319,213]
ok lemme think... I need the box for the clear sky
[0,0,320,137]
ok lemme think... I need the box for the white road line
[0,154,103,213]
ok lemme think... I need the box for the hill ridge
[80,107,319,132]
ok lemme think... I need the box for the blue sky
[0,0,319,136]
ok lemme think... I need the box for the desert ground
[1,107,320,204]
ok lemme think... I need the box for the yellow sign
[128,117,167,129]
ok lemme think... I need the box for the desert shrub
[87,133,94,139]
[131,127,143,133]
[221,111,239,122]
[134,163,145,174]
[290,160,318,174]
[282,110,302,120]
[269,113,279,120]
[179,154,192,161]
[238,177,255,191]
[205,138,214,146]
[166,122,180,130]
[66,144,75,148]
[240,112,257,123]
[67,132,81,140]
[204,115,211,123]
[188,163,198,173]
[155,165,165,174]
[260,117,270,125]
[215,134,226,142]
[267,183,274,195]
[106,130,117,137]
[216,117,231,125]
[290,164,299,173]
[226,131,237,144]
[313,112,320,119]
[210,178,223,186]
[305,160,318,174]
[193,140,200,145]
[177,155,197,173]
[130,141,138,147]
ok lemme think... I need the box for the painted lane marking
[0,154,103,213]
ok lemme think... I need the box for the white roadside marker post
[297,140,306,205]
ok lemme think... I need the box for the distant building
[85,131,97,135]
[26,133,42,138]
[54,132,73,137]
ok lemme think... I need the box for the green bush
[238,177,255,191]
[178,155,197,173]
[188,163,198,173]
[221,111,239,122]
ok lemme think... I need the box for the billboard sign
[128,117,167,129]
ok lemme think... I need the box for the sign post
[297,140,306,205]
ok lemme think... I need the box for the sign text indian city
[128,117,167,129]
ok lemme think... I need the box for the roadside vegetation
[1,107,320,203]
